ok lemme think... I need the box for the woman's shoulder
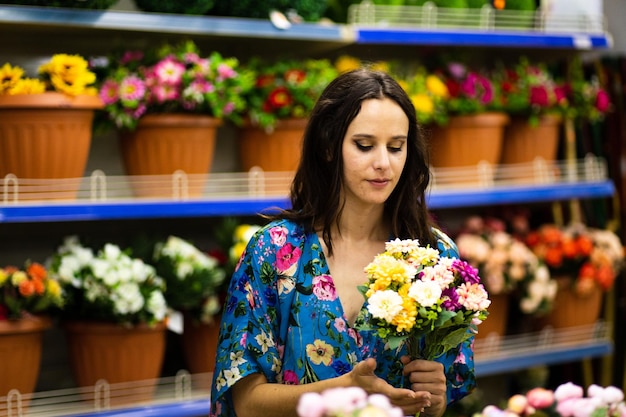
[431,227,459,257]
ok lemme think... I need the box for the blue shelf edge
[475,340,613,377]
[0,181,615,223]
[66,398,210,417]
[354,28,612,49]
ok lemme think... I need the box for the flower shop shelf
[474,322,613,377]
[0,4,613,52]
[0,325,612,417]
[0,158,615,223]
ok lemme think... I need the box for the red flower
[284,69,306,84]
[595,89,611,112]
[266,86,293,109]
[529,85,550,107]
[255,74,275,88]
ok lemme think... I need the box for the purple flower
[453,259,480,284]
[442,287,461,311]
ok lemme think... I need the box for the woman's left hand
[401,356,447,417]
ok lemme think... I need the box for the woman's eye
[389,146,403,153]
[356,143,372,151]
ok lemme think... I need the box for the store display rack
[0,323,611,417]
[0,157,615,223]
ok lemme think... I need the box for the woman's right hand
[350,358,432,415]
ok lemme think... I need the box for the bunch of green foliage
[210,0,328,22]
[0,0,118,8]
[132,0,214,15]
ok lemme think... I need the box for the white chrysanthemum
[408,280,441,307]
[410,246,440,267]
[366,290,404,323]
[146,290,167,321]
[57,256,83,286]
[111,282,144,315]
[384,238,421,256]
[509,240,534,265]
[84,278,107,302]
[102,243,123,261]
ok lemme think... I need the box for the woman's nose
[373,147,391,170]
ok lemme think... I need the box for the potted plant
[93,40,255,197]
[151,235,225,373]
[0,53,102,199]
[235,57,338,179]
[455,216,557,339]
[493,56,569,169]
[47,236,168,401]
[1,261,63,396]
[523,223,624,331]
[427,60,508,181]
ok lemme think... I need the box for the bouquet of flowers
[297,387,403,417]
[1,53,98,96]
[152,235,226,324]
[455,216,557,316]
[0,261,64,320]
[478,382,626,417]
[356,238,490,360]
[47,236,168,326]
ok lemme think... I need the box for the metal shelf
[0,158,615,223]
[0,4,612,51]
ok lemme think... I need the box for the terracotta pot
[237,118,306,195]
[498,115,562,183]
[63,321,166,406]
[427,112,509,186]
[0,316,52,397]
[0,93,102,201]
[538,276,603,331]
[120,114,221,198]
[180,314,220,375]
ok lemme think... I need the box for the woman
[210,68,475,417]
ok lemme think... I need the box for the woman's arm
[232,358,432,417]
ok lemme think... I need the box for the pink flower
[312,274,337,301]
[526,387,554,409]
[297,392,326,417]
[555,382,585,402]
[269,226,288,246]
[529,85,550,107]
[595,89,610,112]
[99,79,119,105]
[119,75,146,102]
[217,63,237,79]
[153,57,185,85]
[283,369,299,385]
[276,243,301,274]
[334,317,347,332]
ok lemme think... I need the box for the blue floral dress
[210,219,476,416]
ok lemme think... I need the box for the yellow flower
[0,269,7,286]
[335,55,361,73]
[9,78,46,95]
[411,93,434,115]
[11,270,28,286]
[391,285,417,332]
[426,74,449,98]
[306,339,334,366]
[38,53,97,96]
[0,63,24,93]
[370,61,389,73]
[46,278,63,303]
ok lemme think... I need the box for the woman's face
[341,97,408,208]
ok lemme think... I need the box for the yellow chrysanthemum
[10,270,28,285]
[365,253,415,287]
[0,63,24,93]
[306,339,334,366]
[390,284,418,332]
[8,78,46,95]
[426,75,449,98]
[0,269,7,286]
[411,93,434,115]
[335,55,361,73]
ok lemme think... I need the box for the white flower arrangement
[48,235,167,326]
[153,235,225,324]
